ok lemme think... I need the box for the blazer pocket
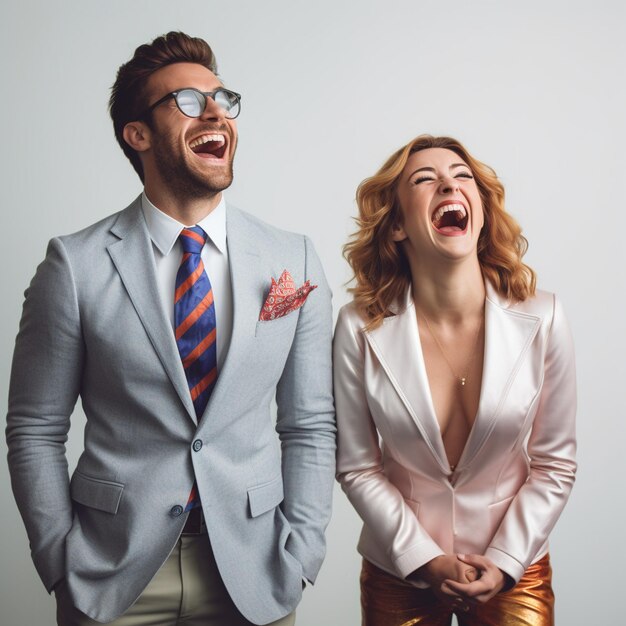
[247,475,284,517]
[70,470,125,515]
[255,311,298,338]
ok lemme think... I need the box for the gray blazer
[6,197,336,624]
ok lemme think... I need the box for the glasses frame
[140,87,242,120]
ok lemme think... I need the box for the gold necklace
[419,308,484,387]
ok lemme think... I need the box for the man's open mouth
[189,133,227,159]
[431,203,468,234]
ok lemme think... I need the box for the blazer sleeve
[275,236,336,584]
[485,295,577,583]
[5,237,84,592]
[334,306,444,579]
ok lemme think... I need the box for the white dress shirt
[143,193,310,585]
[141,192,233,370]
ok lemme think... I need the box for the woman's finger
[444,577,492,598]
[456,553,489,569]
[440,582,460,598]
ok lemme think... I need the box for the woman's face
[393,147,484,264]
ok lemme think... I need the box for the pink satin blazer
[334,283,577,585]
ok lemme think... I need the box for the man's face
[140,62,238,199]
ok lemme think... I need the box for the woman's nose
[439,176,459,194]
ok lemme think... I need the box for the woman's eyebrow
[407,166,435,179]
[407,163,469,180]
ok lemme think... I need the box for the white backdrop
[1,1,624,624]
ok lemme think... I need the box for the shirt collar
[141,192,227,256]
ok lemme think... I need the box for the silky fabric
[175,226,218,512]
[56,534,296,626]
[334,283,577,585]
[175,226,217,419]
[361,554,554,626]
[141,193,232,372]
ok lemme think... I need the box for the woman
[334,135,576,625]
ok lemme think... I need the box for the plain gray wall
[2,1,623,624]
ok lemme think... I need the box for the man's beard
[152,134,235,200]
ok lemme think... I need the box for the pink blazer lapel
[363,283,542,475]
[364,288,449,472]
[456,282,542,473]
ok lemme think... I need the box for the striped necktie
[175,226,217,511]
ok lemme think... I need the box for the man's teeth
[189,134,226,149]
[432,203,467,223]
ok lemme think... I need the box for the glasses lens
[176,89,205,117]
[215,89,241,119]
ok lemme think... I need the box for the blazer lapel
[364,289,449,471]
[364,283,542,474]
[457,282,541,471]
[196,205,260,426]
[107,198,197,424]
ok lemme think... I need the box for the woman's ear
[391,222,407,242]
[122,121,151,153]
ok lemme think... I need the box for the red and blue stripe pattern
[175,226,217,511]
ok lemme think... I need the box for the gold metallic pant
[361,554,554,626]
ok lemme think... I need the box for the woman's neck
[410,257,485,324]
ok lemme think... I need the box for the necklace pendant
[460,377,466,386]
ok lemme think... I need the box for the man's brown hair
[109,31,218,181]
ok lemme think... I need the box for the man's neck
[143,185,222,226]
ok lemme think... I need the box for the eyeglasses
[141,87,242,120]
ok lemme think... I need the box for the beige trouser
[55,533,296,626]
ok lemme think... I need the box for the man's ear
[391,222,407,242]
[122,121,151,153]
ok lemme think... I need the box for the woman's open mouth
[431,202,468,235]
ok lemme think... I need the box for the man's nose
[199,96,226,122]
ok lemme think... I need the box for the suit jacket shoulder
[226,203,310,254]
[56,197,141,258]
[490,287,573,352]
[501,288,555,317]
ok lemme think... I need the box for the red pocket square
[259,270,317,321]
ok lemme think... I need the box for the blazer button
[170,505,184,517]
[192,439,203,452]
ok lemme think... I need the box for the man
[6,31,335,625]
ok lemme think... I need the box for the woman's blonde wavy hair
[344,135,536,329]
